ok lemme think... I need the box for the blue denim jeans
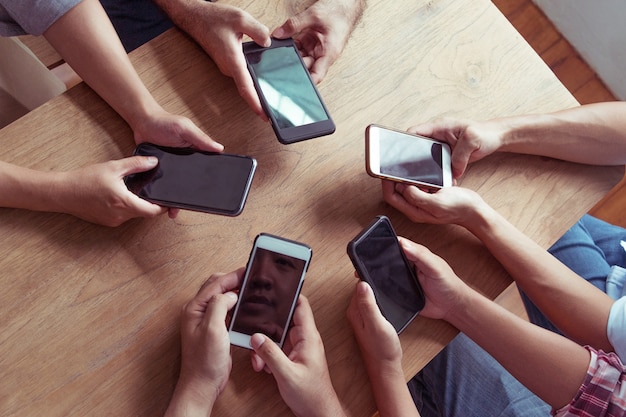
[409,215,625,416]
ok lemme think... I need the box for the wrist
[165,375,219,417]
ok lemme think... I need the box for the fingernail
[250,333,265,349]
[146,156,158,165]
[272,28,284,38]
[225,291,237,301]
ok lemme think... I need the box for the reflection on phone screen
[354,220,424,330]
[379,130,444,186]
[231,248,305,342]
[246,46,328,128]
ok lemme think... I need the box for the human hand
[398,238,470,321]
[173,2,270,118]
[165,270,243,417]
[132,107,224,152]
[272,0,365,83]
[56,156,174,227]
[407,118,505,178]
[346,281,402,373]
[382,181,489,229]
[249,296,346,417]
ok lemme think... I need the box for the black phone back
[347,215,425,333]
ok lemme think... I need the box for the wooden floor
[493,0,616,105]
[492,0,624,318]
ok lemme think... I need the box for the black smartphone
[124,143,257,216]
[347,215,425,333]
[243,38,335,144]
[229,233,312,348]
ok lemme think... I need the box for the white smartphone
[366,124,453,191]
[229,233,312,349]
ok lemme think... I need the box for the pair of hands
[178,0,363,118]
[382,118,506,229]
[166,269,345,417]
[60,108,225,227]
[168,237,473,417]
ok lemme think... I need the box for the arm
[409,101,626,178]
[43,0,223,151]
[165,270,243,417]
[346,282,421,417]
[151,0,271,118]
[0,157,170,227]
[249,296,346,417]
[272,0,366,82]
[385,184,614,351]
[400,239,591,409]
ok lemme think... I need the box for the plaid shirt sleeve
[553,347,626,417]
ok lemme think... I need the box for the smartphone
[347,215,425,333]
[229,233,312,349]
[243,38,335,144]
[366,124,453,191]
[124,143,257,216]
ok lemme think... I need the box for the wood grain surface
[0,0,622,415]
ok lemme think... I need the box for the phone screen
[125,143,256,216]
[378,128,445,186]
[347,216,425,333]
[230,240,309,345]
[244,39,335,143]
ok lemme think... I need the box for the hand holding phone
[243,38,335,144]
[366,124,452,191]
[347,216,425,333]
[229,233,312,348]
[124,143,256,216]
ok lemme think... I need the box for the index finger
[195,268,245,300]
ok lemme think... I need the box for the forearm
[0,161,66,213]
[151,0,205,34]
[446,288,590,409]
[364,361,420,417]
[491,102,626,165]
[43,0,161,131]
[164,381,216,417]
[464,202,613,350]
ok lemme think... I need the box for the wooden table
[1,0,622,415]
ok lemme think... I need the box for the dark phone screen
[379,129,444,186]
[246,45,328,129]
[125,144,256,215]
[350,217,425,332]
[231,247,306,343]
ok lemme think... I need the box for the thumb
[272,12,311,38]
[450,147,470,179]
[117,155,158,176]
[250,333,290,375]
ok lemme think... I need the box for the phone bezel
[125,143,257,216]
[229,233,312,349]
[243,38,335,144]
[365,124,452,191]
[346,215,425,333]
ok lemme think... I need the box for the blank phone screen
[125,144,256,216]
[351,218,425,332]
[231,247,306,343]
[246,45,328,129]
[379,129,444,186]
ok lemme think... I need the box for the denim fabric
[409,334,550,417]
